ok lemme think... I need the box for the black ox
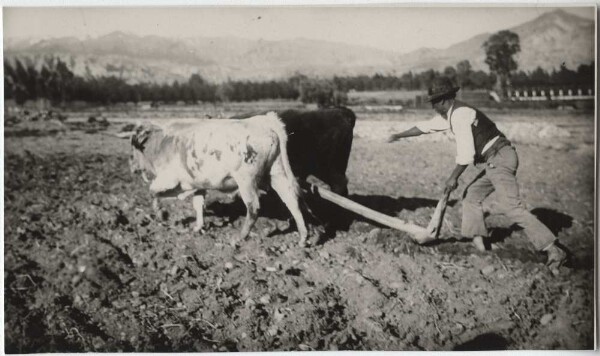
[232,107,356,238]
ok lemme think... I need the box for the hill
[397,9,595,73]
[4,9,594,83]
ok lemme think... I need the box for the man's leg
[487,147,557,250]
[461,171,494,250]
[486,147,566,272]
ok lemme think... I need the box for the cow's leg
[192,193,206,233]
[234,178,260,245]
[149,174,183,222]
[150,198,171,221]
[270,174,308,247]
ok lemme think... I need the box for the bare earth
[4,107,595,351]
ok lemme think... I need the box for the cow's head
[130,125,155,180]
[117,123,155,182]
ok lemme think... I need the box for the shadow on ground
[530,207,573,235]
[416,206,580,267]
[453,333,510,351]
[197,192,456,241]
[183,194,592,270]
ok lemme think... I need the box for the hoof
[231,233,247,248]
[276,220,292,232]
[298,234,309,247]
[490,243,503,250]
[229,239,242,249]
[193,227,206,234]
[545,244,567,276]
[472,236,487,252]
[158,210,169,221]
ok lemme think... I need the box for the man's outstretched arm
[388,126,425,142]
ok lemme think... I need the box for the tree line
[331,60,497,92]
[510,64,594,89]
[4,55,594,107]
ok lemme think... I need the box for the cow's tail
[261,111,301,198]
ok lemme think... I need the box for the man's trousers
[461,145,556,251]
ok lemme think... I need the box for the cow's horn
[115,131,135,138]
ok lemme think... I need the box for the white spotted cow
[124,112,308,246]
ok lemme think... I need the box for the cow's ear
[132,127,151,151]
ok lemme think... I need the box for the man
[388,77,567,273]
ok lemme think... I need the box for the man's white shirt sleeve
[451,107,476,165]
[414,108,476,165]
[415,114,449,133]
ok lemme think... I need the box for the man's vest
[451,101,507,162]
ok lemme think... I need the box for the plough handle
[309,184,428,237]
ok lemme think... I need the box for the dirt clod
[259,294,271,304]
[540,314,554,326]
[298,344,311,351]
[481,265,496,276]
[368,228,382,239]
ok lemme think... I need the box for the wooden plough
[309,184,449,244]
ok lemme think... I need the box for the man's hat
[426,77,460,102]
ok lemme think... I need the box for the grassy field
[347,90,425,105]
[4,102,595,351]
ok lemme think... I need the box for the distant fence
[508,88,594,102]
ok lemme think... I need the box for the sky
[3,5,596,54]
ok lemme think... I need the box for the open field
[347,90,425,105]
[4,103,595,351]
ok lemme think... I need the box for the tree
[297,78,347,107]
[552,64,577,86]
[299,78,334,107]
[5,58,38,104]
[417,69,439,90]
[469,70,495,90]
[455,60,473,88]
[400,71,415,90]
[576,62,594,87]
[43,57,75,105]
[216,81,234,102]
[529,67,550,86]
[443,66,457,85]
[483,30,520,96]
[4,60,17,101]
[510,70,529,87]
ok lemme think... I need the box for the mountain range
[4,9,594,84]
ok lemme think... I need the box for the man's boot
[472,235,486,252]
[545,243,567,275]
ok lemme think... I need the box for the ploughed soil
[4,112,595,351]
